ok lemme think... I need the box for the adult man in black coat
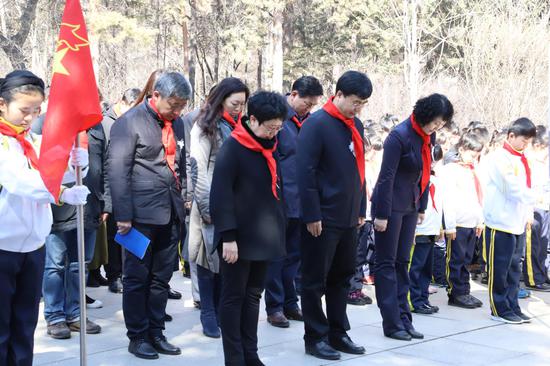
[297,71,372,361]
[108,72,191,360]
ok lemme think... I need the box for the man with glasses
[264,76,324,329]
[297,71,371,361]
[108,72,191,360]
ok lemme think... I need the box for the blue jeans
[43,229,96,324]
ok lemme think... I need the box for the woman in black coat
[210,91,288,366]
[371,94,453,341]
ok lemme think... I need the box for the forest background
[1,0,549,127]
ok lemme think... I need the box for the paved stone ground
[34,275,550,365]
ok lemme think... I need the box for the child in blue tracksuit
[483,118,537,324]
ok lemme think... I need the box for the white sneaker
[86,295,103,309]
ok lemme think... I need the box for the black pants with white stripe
[522,209,549,287]
[484,227,523,317]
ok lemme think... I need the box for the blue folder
[115,228,151,260]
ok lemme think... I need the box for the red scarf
[222,111,241,129]
[410,114,431,196]
[322,97,365,186]
[460,162,483,205]
[429,184,438,212]
[291,116,302,129]
[0,117,39,169]
[149,99,179,184]
[503,141,531,188]
[231,122,279,200]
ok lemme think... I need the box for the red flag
[39,0,102,202]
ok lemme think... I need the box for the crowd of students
[0,67,548,366]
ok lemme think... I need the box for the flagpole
[75,136,88,366]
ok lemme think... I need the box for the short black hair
[335,70,372,99]
[413,93,454,126]
[291,76,323,97]
[466,121,490,145]
[507,117,536,138]
[248,91,288,124]
[533,127,549,147]
[441,120,460,135]
[122,88,141,105]
[457,132,485,152]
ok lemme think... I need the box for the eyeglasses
[262,124,283,133]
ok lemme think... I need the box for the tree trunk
[257,49,263,90]
[271,10,284,92]
[0,0,40,69]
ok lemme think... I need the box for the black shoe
[193,301,201,309]
[165,313,173,322]
[491,314,523,324]
[467,294,483,307]
[245,358,266,366]
[201,316,221,338]
[128,339,159,360]
[152,336,181,355]
[526,283,550,292]
[305,341,341,360]
[386,330,412,341]
[168,288,182,300]
[108,278,123,294]
[406,328,424,339]
[267,312,290,328]
[329,335,365,355]
[412,305,434,315]
[284,308,304,321]
[425,303,439,313]
[515,312,532,323]
[448,295,478,309]
[88,270,108,287]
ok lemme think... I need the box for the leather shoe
[329,335,365,355]
[467,294,483,307]
[305,341,341,360]
[165,313,173,322]
[267,311,289,328]
[448,294,478,309]
[168,288,182,300]
[284,308,304,321]
[406,328,424,339]
[386,330,412,341]
[108,278,123,293]
[128,339,159,360]
[152,336,181,355]
[245,358,266,366]
[412,305,434,315]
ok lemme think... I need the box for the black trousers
[300,225,357,345]
[0,247,45,366]
[523,209,549,286]
[349,222,373,293]
[122,220,176,340]
[105,215,122,281]
[374,211,417,336]
[219,257,268,366]
[432,243,447,285]
[446,227,476,297]
[408,235,435,310]
[264,218,301,315]
[485,227,523,317]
